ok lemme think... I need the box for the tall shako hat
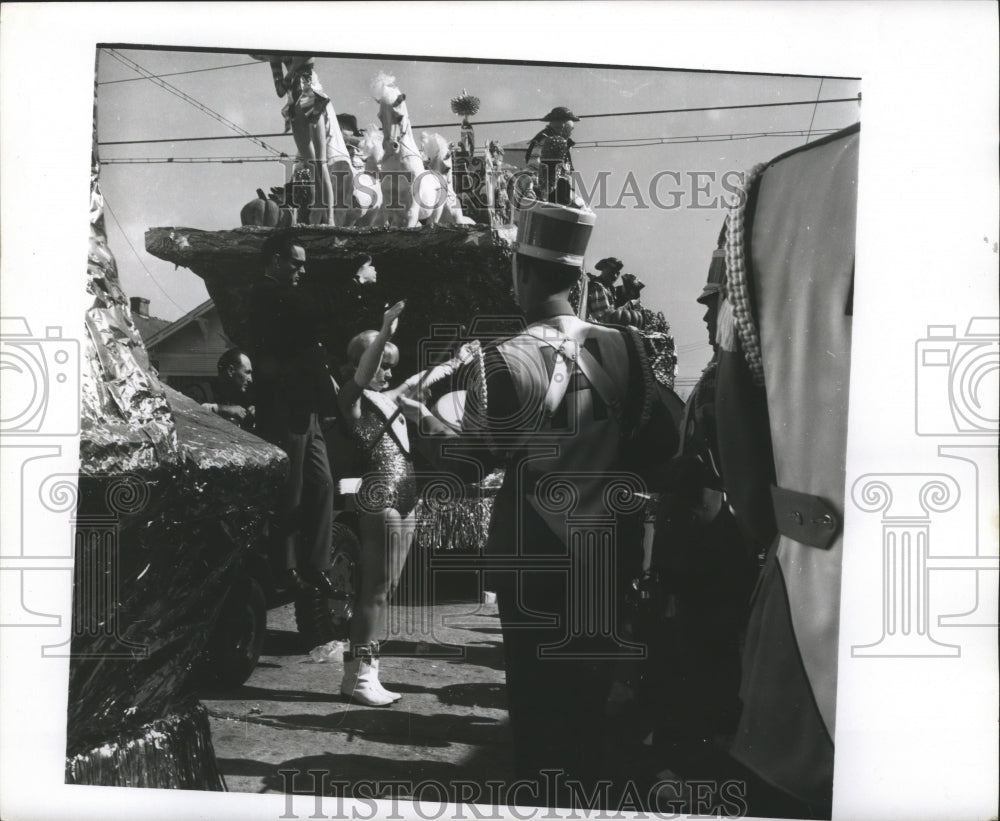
[513,196,596,267]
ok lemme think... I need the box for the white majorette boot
[340,642,395,706]
[369,654,401,702]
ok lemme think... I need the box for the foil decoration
[82,75,178,475]
[65,700,225,790]
[67,68,288,788]
[67,387,286,770]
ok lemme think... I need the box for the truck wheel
[294,521,360,645]
[201,572,267,688]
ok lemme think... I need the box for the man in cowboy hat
[400,195,676,809]
[587,257,647,327]
[586,256,623,323]
[336,113,364,166]
[525,105,580,170]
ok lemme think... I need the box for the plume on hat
[371,72,402,104]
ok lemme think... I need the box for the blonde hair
[346,331,399,367]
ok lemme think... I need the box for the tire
[294,520,361,645]
[201,572,267,689]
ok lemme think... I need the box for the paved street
[192,593,788,815]
[200,600,517,799]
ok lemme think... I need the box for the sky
[96,46,860,390]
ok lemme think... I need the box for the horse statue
[372,72,458,229]
[420,133,475,226]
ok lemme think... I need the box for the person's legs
[309,116,333,224]
[385,511,415,601]
[497,576,616,809]
[374,511,415,698]
[276,418,309,574]
[299,415,334,575]
[352,509,393,645]
[289,111,330,225]
[341,508,403,706]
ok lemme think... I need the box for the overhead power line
[103,48,286,157]
[97,95,861,147]
[804,78,825,145]
[104,199,185,314]
[98,60,260,85]
[100,125,850,164]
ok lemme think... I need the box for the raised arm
[338,301,406,418]
[385,340,480,405]
[268,58,288,98]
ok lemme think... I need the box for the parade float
[145,73,678,643]
[66,89,287,789]
[69,65,679,790]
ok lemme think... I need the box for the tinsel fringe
[414,495,495,552]
[66,700,225,790]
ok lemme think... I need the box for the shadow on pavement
[199,683,345,703]
[261,709,508,747]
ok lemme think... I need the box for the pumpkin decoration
[269,187,295,227]
[239,188,280,227]
[612,305,646,329]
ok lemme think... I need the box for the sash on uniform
[510,317,631,541]
[363,389,410,454]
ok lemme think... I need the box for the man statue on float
[398,193,677,808]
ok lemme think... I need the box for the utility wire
[97,95,861,147]
[99,60,260,85]
[104,198,185,314]
[419,95,861,128]
[100,125,850,164]
[804,78,824,145]
[103,49,287,157]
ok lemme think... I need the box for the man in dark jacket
[202,348,256,431]
[248,234,338,593]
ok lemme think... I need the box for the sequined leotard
[352,391,417,517]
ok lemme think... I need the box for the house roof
[144,298,217,349]
[131,313,172,342]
